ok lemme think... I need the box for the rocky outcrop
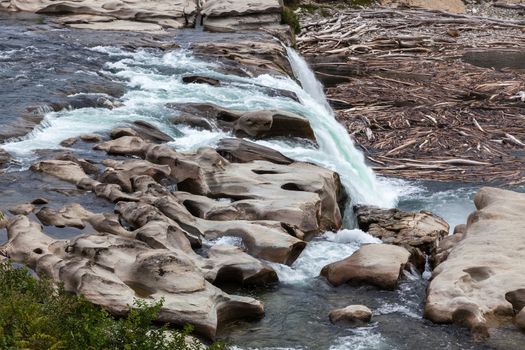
[425,187,525,337]
[190,41,292,76]
[93,136,342,235]
[216,138,293,165]
[354,205,449,255]
[329,305,372,326]
[0,215,264,339]
[131,120,174,143]
[202,0,283,33]
[320,244,411,290]
[167,103,316,142]
[1,0,199,30]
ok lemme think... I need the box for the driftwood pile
[298,7,525,184]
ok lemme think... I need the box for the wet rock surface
[166,103,316,141]
[425,187,525,337]
[354,205,449,254]
[328,304,372,326]
[320,244,411,290]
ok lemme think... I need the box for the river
[0,12,523,350]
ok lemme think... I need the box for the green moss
[281,6,301,35]
[283,0,301,9]
[0,262,224,350]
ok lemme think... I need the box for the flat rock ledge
[320,244,411,290]
[425,187,525,338]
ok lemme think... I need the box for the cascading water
[285,48,397,209]
[3,45,399,212]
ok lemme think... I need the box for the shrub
[282,7,301,35]
[0,262,224,350]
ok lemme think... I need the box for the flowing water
[0,14,523,349]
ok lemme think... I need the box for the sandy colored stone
[8,203,35,216]
[329,305,372,326]
[0,214,266,339]
[320,244,411,290]
[425,187,525,337]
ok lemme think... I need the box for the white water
[270,229,381,284]
[2,46,402,208]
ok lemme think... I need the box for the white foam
[270,229,381,284]
[329,327,387,350]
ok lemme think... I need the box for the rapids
[1,15,523,350]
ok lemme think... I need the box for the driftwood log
[298,6,525,184]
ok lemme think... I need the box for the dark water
[1,13,524,350]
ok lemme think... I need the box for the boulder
[31,160,90,185]
[31,197,49,205]
[109,127,139,139]
[80,133,103,143]
[216,138,293,164]
[320,244,411,290]
[166,103,316,141]
[8,203,35,216]
[425,187,525,337]
[131,120,173,143]
[169,113,214,131]
[329,305,372,326]
[0,215,263,340]
[202,0,282,33]
[354,205,449,255]
[381,0,465,13]
[60,137,78,147]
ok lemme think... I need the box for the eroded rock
[329,305,372,326]
[425,187,525,337]
[217,138,293,164]
[320,244,411,290]
[8,203,35,216]
[166,103,316,141]
[354,205,449,255]
[202,0,282,33]
[1,214,265,339]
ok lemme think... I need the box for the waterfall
[286,48,397,209]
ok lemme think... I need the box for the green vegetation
[281,7,301,35]
[0,262,224,350]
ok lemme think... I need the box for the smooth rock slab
[329,305,372,326]
[320,244,410,290]
[425,187,525,337]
